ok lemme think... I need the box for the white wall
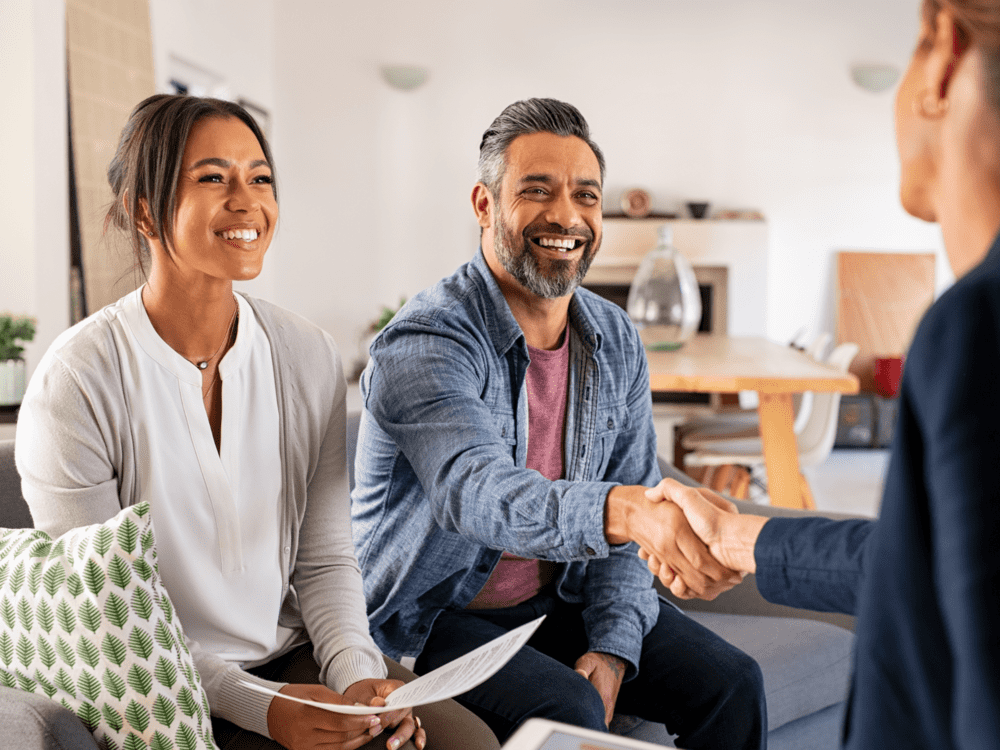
[0,0,69,372]
[272,0,947,373]
[8,0,950,380]
[148,0,278,302]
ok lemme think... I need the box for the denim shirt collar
[469,248,604,359]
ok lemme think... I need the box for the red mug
[874,356,904,399]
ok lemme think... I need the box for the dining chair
[681,342,860,507]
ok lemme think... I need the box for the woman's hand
[344,679,426,750]
[266,683,383,750]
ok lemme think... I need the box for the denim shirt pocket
[591,404,631,478]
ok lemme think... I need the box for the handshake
[620,479,768,601]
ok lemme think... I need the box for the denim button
[607,418,614,429]
[586,546,596,556]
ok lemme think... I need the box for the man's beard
[492,210,599,299]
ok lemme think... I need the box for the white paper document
[241,614,545,715]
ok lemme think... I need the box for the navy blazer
[755,232,1000,749]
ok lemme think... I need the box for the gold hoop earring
[913,88,949,119]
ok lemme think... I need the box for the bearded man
[351,98,765,750]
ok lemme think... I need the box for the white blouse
[119,289,296,665]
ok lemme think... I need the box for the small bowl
[687,201,710,219]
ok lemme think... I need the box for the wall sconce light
[850,63,901,94]
[381,65,430,91]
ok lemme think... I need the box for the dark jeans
[212,643,499,750]
[415,594,767,749]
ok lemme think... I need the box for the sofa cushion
[0,502,216,750]
[686,612,853,731]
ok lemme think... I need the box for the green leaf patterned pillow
[0,502,217,750]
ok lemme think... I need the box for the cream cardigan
[16,293,386,738]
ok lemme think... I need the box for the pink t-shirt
[467,329,568,609]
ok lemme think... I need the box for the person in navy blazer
[641,1,1000,748]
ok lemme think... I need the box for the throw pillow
[0,502,216,750]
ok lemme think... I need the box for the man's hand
[574,651,626,727]
[343,679,426,750]
[605,485,742,599]
[267,683,382,750]
[640,479,767,588]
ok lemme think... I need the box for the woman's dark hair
[923,0,1000,109]
[105,94,277,272]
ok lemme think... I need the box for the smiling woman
[14,94,496,750]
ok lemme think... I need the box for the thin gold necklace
[188,297,238,371]
[201,307,239,399]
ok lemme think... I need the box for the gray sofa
[1,428,860,749]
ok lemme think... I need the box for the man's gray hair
[477,98,606,195]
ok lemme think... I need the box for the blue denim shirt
[352,250,662,678]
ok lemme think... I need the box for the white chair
[682,342,860,504]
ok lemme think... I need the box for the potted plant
[0,314,36,406]
[353,298,407,381]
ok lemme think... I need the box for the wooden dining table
[646,335,860,509]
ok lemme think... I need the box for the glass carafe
[626,226,702,350]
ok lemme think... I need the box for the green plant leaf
[42,563,66,597]
[28,538,52,558]
[103,667,128,700]
[66,571,83,597]
[154,620,176,652]
[160,594,173,623]
[78,599,101,632]
[0,669,14,688]
[77,635,100,668]
[55,600,76,633]
[102,703,124,732]
[93,525,113,557]
[16,597,33,630]
[0,598,14,629]
[77,537,89,559]
[102,632,128,667]
[50,539,66,559]
[15,668,35,692]
[83,559,105,596]
[77,669,101,702]
[0,561,8,587]
[154,655,177,689]
[105,592,129,629]
[27,561,43,593]
[37,634,56,668]
[117,518,138,555]
[125,698,150,733]
[152,693,176,727]
[76,701,100,731]
[124,733,147,750]
[36,599,54,634]
[150,730,175,750]
[55,667,76,697]
[176,686,198,718]
[142,528,155,555]
[0,632,12,666]
[34,669,57,698]
[55,635,76,668]
[133,557,153,582]
[175,723,198,750]
[8,561,25,594]
[16,633,35,668]
[106,736,121,750]
[127,662,153,697]
[129,626,154,660]
[131,587,153,621]
[108,554,132,589]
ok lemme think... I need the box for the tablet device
[501,718,677,750]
